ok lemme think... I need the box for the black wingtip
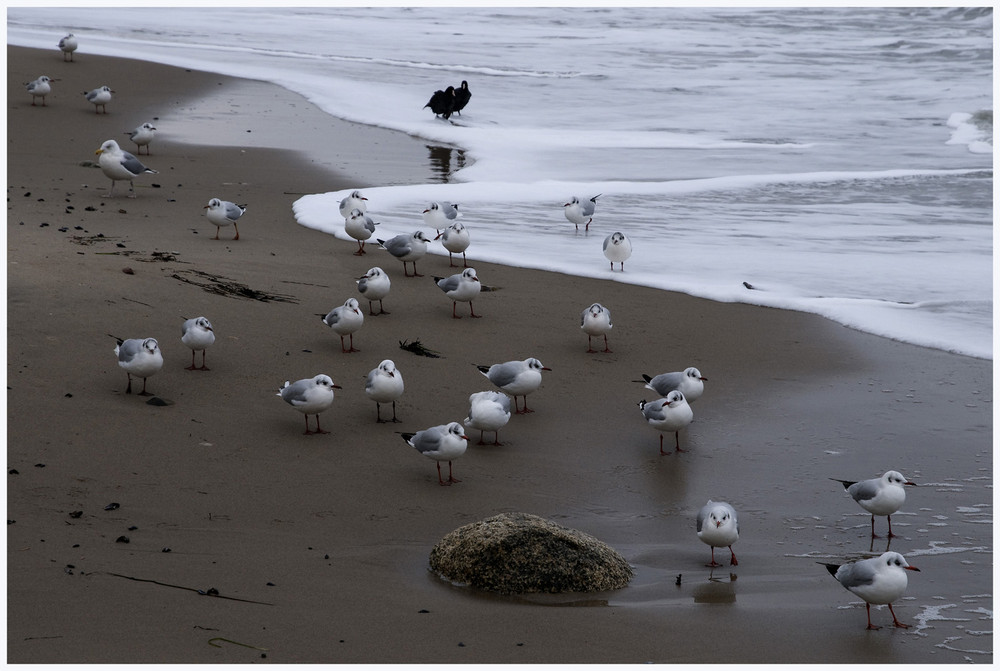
[829,478,854,489]
[819,562,840,577]
[641,374,652,383]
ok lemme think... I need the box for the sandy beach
[7,45,993,664]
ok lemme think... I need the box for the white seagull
[204,198,247,240]
[277,374,340,435]
[84,85,113,114]
[435,221,471,268]
[345,207,379,256]
[401,422,470,486]
[463,391,512,445]
[378,231,431,277]
[641,367,708,403]
[59,34,78,61]
[564,194,600,231]
[114,337,163,396]
[422,201,461,230]
[475,358,551,414]
[339,190,368,218]
[639,390,694,455]
[434,267,482,318]
[180,316,215,371]
[25,76,56,106]
[603,231,632,271]
[696,501,739,567]
[580,302,613,353]
[821,552,920,630]
[95,140,157,198]
[365,359,404,423]
[830,470,916,538]
[321,298,364,353]
[356,266,391,315]
[125,122,157,155]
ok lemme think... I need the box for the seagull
[125,122,157,155]
[696,501,739,567]
[434,267,482,319]
[378,231,431,277]
[95,140,158,198]
[603,231,632,271]
[641,367,708,403]
[475,358,550,414]
[114,337,163,396]
[204,198,247,241]
[638,390,694,455]
[401,422,469,485]
[84,85,113,114]
[424,86,456,120]
[321,298,364,353]
[277,374,340,435]
[356,266,391,315]
[345,208,379,255]
[180,316,215,371]
[821,552,920,630]
[59,34,78,61]
[463,391,511,445]
[25,76,56,106]
[422,201,461,229]
[453,80,471,115]
[830,471,916,538]
[564,194,600,231]
[434,221,471,267]
[339,190,368,218]
[580,302,612,353]
[365,359,404,423]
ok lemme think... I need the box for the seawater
[8,6,993,358]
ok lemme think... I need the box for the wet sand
[7,45,993,664]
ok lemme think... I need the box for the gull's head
[96,139,121,155]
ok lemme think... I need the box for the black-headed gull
[830,470,915,538]
[580,302,612,353]
[339,190,368,218]
[564,194,600,231]
[696,501,739,567]
[95,140,157,198]
[434,267,482,319]
[424,86,456,120]
[25,76,56,106]
[181,317,215,371]
[475,358,550,414]
[125,122,157,155]
[641,367,707,403]
[59,34,78,61]
[204,198,246,240]
[356,267,391,315]
[321,298,364,353]
[434,221,471,268]
[365,359,404,423]
[401,421,469,485]
[423,201,461,229]
[345,208,379,256]
[84,85,113,114]
[114,337,163,396]
[463,391,511,445]
[277,374,340,435]
[453,80,471,115]
[821,551,920,630]
[639,390,693,455]
[603,231,632,271]
[378,231,431,277]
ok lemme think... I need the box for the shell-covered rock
[429,512,633,595]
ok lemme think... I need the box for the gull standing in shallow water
[603,231,632,271]
[84,85,113,113]
[564,194,600,231]
[25,76,55,106]
[696,501,739,567]
[95,140,157,198]
[59,34,78,61]
[378,231,431,277]
[435,221,471,267]
[277,374,340,435]
[321,298,364,353]
[125,122,157,155]
[114,337,163,396]
[345,208,379,255]
[475,358,550,414]
[401,422,469,485]
[821,552,920,630]
[339,190,368,218]
[434,267,482,318]
[641,367,708,403]
[356,267,391,315]
[204,198,247,240]
[830,470,916,538]
[639,390,694,455]
[181,317,215,371]
[365,359,404,423]
[464,391,511,445]
[580,302,613,353]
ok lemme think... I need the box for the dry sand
[7,45,993,664]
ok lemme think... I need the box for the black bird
[424,86,455,119]
[453,80,471,115]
